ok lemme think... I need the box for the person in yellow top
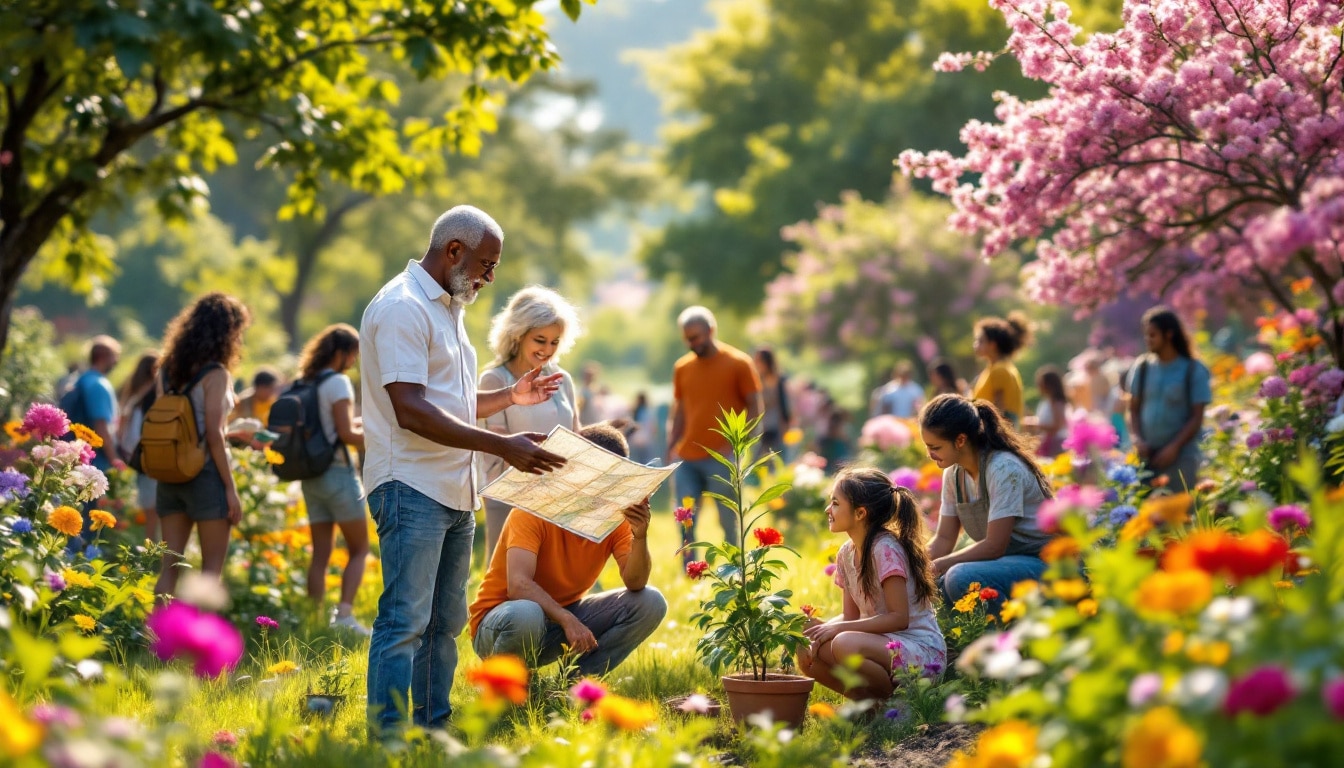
[971,312,1031,425]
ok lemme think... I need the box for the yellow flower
[1120,512,1155,541]
[1076,598,1098,618]
[1051,578,1090,603]
[1163,631,1186,656]
[1186,640,1230,666]
[808,702,836,719]
[954,593,980,613]
[967,582,982,592]
[1045,452,1073,476]
[966,721,1039,768]
[783,427,804,446]
[0,687,43,757]
[951,627,963,639]
[1139,493,1192,527]
[1000,600,1027,623]
[264,447,285,465]
[768,496,787,511]
[89,509,117,531]
[1010,580,1039,599]
[3,421,30,446]
[71,423,102,448]
[62,569,95,589]
[1274,580,1294,590]
[1041,536,1081,563]
[47,506,84,537]
[132,588,154,608]
[593,694,658,730]
[1137,570,1213,615]
[267,660,298,676]
[1122,706,1202,768]
[73,615,96,632]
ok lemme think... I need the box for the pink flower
[1038,485,1105,533]
[21,404,70,441]
[570,678,608,705]
[1258,376,1289,399]
[212,730,238,747]
[1243,352,1276,376]
[673,506,695,530]
[1322,677,1344,720]
[147,603,244,678]
[824,563,837,577]
[199,752,238,768]
[860,415,913,451]
[255,615,279,631]
[889,467,921,490]
[1128,673,1163,708]
[31,704,81,728]
[1062,417,1118,455]
[1267,505,1311,532]
[580,708,596,722]
[1223,665,1296,717]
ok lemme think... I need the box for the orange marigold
[1040,537,1081,563]
[593,694,658,730]
[47,506,84,537]
[89,509,117,531]
[71,424,102,449]
[468,655,529,705]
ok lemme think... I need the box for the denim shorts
[302,461,366,524]
[157,462,228,522]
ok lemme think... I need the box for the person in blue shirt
[1126,307,1211,491]
[61,335,125,472]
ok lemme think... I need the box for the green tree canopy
[0,0,598,349]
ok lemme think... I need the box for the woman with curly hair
[478,286,583,561]
[154,293,250,596]
[971,312,1032,426]
[294,323,370,634]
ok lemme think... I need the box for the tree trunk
[277,194,371,351]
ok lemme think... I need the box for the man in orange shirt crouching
[468,423,665,674]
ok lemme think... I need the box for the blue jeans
[472,587,667,676]
[675,457,737,563]
[939,555,1047,616]
[366,481,475,732]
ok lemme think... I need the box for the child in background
[1032,365,1069,457]
[798,467,946,701]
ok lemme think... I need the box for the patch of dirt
[852,722,985,768]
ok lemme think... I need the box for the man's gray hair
[428,205,504,253]
[677,305,717,331]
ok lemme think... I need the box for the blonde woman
[479,287,583,560]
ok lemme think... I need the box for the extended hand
[622,498,652,539]
[499,433,567,475]
[803,621,841,646]
[511,367,564,406]
[562,615,598,654]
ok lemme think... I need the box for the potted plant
[305,653,355,717]
[684,409,813,727]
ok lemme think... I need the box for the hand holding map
[480,426,680,542]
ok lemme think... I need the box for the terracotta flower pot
[721,673,814,728]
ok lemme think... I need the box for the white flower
[677,694,714,714]
[1172,667,1228,712]
[1204,596,1254,625]
[1326,414,1344,434]
[69,464,109,501]
[177,572,230,611]
[75,659,104,681]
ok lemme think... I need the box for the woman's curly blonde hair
[487,286,583,366]
[160,293,251,390]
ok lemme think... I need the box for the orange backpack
[136,364,222,483]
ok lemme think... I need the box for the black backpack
[266,371,345,481]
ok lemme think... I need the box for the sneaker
[332,613,372,637]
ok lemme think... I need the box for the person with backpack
[278,324,370,634]
[117,350,161,542]
[149,293,251,597]
[1127,306,1211,491]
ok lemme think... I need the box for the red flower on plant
[753,527,783,547]
[979,588,1000,601]
[685,561,709,580]
[800,604,818,618]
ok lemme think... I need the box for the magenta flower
[1267,505,1311,532]
[1246,431,1266,449]
[570,678,608,705]
[889,467,921,490]
[1038,485,1106,533]
[1062,417,1118,456]
[147,603,244,678]
[1322,678,1344,720]
[199,752,239,768]
[21,403,70,441]
[1258,376,1289,399]
[1223,665,1296,717]
[46,572,66,591]
[823,563,837,577]
[255,615,279,632]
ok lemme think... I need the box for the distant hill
[546,0,714,144]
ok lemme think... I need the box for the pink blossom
[31,703,81,728]
[1267,505,1311,532]
[21,404,70,441]
[1323,678,1344,720]
[1223,665,1296,717]
[1062,416,1118,455]
[147,603,244,678]
[824,563,837,577]
[860,415,913,452]
[1128,673,1163,708]
[571,678,608,704]
[212,730,238,747]
[1243,351,1276,376]
[1038,484,1106,532]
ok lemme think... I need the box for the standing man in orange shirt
[667,306,763,565]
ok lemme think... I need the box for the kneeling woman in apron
[920,394,1054,615]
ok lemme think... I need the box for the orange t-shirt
[672,343,763,460]
[468,509,633,637]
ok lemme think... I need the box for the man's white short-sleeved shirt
[360,260,480,511]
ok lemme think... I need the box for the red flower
[753,527,783,547]
[800,604,818,618]
[979,587,1000,601]
[685,561,709,580]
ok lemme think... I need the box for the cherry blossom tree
[900,0,1344,362]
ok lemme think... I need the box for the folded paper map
[480,426,680,543]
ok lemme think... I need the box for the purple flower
[31,703,81,729]
[884,707,904,720]
[255,615,279,632]
[889,467,921,490]
[21,404,70,441]
[1258,376,1289,399]
[11,518,33,534]
[1239,481,1258,492]
[1246,431,1265,449]
[147,603,244,678]
[1267,505,1311,532]
[0,469,29,501]
[46,572,66,591]
[1316,369,1344,398]
[1108,505,1138,525]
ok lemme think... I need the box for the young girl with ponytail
[921,394,1054,613]
[798,467,946,701]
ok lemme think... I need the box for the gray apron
[952,459,1045,558]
